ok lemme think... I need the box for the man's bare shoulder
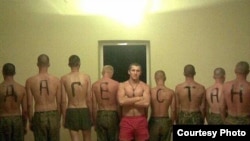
[118,81,127,88]
[150,86,158,91]
[25,74,40,85]
[49,74,60,81]
[206,83,214,90]
[109,78,119,84]
[92,79,101,87]
[224,80,234,85]
[14,81,25,89]
[165,87,175,94]
[140,81,149,86]
[175,82,185,89]
[80,72,90,78]
[60,73,72,81]
[121,80,128,85]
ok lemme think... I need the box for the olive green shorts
[224,115,250,125]
[0,115,24,141]
[32,110,60,141]
[148,117,172,141]
[65,108,92,131]
[96,110,119,141]
[178,111,204,125]
[206,112,224,125]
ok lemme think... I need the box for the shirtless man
[0,63,27,141]
[92,65,120,141]
[26,54,62,141]
[175,64,206,125]
[220,61,250,124]
[61,55,92,141]
[205,67,225,125]
[117,62,150,141]
[149,70,176,141]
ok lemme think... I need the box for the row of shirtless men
[0,53,249,141]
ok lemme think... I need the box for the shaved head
[37,54,50,67]
[184,64,196,77]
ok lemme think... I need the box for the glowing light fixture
[70,0,151,26]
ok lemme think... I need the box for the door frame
[98,40,151,85]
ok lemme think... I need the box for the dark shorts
[96,110,119,141]
[0,115,24,141]
[65,108,92,131]
[178,111,204,125]
[149,117,172,141]
[224,115,250,125]
[119,116,149,141]
[206,112,224,125]
[32,110,60,141]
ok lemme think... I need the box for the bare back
[92,77,119,111]
[175,81,206,112]
[26,73,60,112]
[61,72,91,108]
[150,86,175,117]
[206,83,223,114]
[222,80,250,116]
[0,81,26,116]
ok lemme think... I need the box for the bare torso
[206,83,223,114]
[175,81,206,112]
[92,77,119,111]
[150,86,174,117]
[61,72,91,108]
[26,73,60,112]
[119,81,150,117]
[0,81,25,116]
[223,80,250,116]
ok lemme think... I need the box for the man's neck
[185,77,194,82]
[236,74,247,81]
[71,67,79,72]
[4,76,14,83]
[129,79,140,84]
[156,80,165,86]
[39,67,48,74]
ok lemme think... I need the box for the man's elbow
[144,101,150,107]
[118,100,125,106]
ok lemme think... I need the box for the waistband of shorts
[209,112,220,115]
[34,110,58,114]
[122,115,147,119]
[150,116,169,119]
[97,110,118,113]
[67,107,89,110]
[0,115,22,118]
[179,111,201,116]
[228,114,250,118]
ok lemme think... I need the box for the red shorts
[119,116,149,141]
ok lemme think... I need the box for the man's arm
[205,89,210,123]
[219,86,227,123]
[60,78,67,127]
[55,79,62,116]
[117,83,142,106]
[134,84,150,108]
[91,84,98,129]
[25,79,34,130]
[21,87,28,134]
[86,75,93,123]
[200,86,206,124]
[175,86,180,124]
[171,91,177,124]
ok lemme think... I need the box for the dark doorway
[103,45,146,83]
[99,40,150,83]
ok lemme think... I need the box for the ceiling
[1,0,235,15]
